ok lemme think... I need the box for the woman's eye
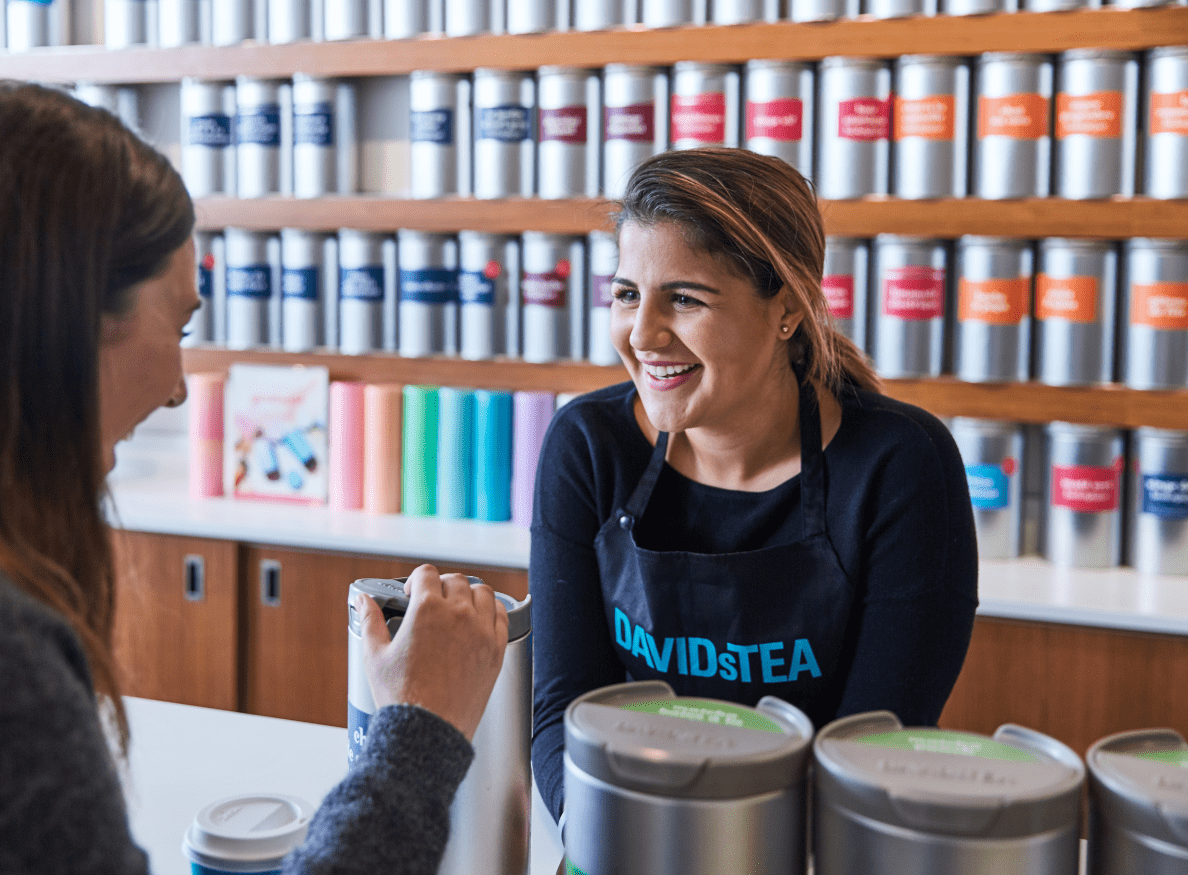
[612,287,638,304]
[673,293,703,308]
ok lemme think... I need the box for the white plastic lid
[182,793,313,872]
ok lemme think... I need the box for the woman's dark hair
[616,147,881,394]
[0,82,195,750]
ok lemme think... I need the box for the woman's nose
[630,298,672,351]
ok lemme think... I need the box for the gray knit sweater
[0,573,474,875]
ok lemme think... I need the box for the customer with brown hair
[531,147,979,822]
[0,81,507,875]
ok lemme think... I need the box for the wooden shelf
[182,347,1188,429]
[4,6,1187,84]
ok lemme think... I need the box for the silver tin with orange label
[872,235,947,378]
[744,60,814,178]
[1144,47,1188,200]
[459,231,519,360]
[1130,428,1188,576]
[1054,50,1139,199]
[1122,238,1188,391]
[818,57,892,200]
[1044,421,1124,569]
[893,55,970,199]
[823,237,869,351]
[398,230,458,357]
[1035,238,1117,386]
[954,236,1033,383]
[602,65,669,199]
[587,230,620,366]
[952,417,1025,560]
[521,232,585,363]
[538,67,601,199]
[410,71,472,198]
[974,53,1054,200]
[671,62,741,150]
[473,69,536,199]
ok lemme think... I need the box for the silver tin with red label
[1035,238,1118,387]
[538,67,601,199]
[587,230,620,367]
[744,60,814,178]
[521,232,585,363]
[1044,421,1124,569]
[974,53,1054,200]
[186,231,223,346]
[872,235,947,378]
[1122,238,1188,391]
[712,0,779,23]
[212,0,251,44]
[1130,427,1188,576]
[603,65,669,199]
[474,69,536,199]
[790,0,858,20]
[224,228,280,350]
[236,77,288,198]
[280,229,334,353]
[1145,47,1188,200]
[867,0,935,18]
[817,57,892,200]
[446,0,503,37]
[671,62,741,150]
[398,230,458,357]
[181,79,235,197]
[575,0,626,29]
[823,237,869,351]
[893,55,970,199]
[1054,50,1139,200]
[955,236,1033,384]
[459,231,520,360]
[951,417,1025,560]
[410,71,473,199]
[292,75,357,198]
[339,229,391,355]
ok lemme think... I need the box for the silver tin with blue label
[521,232,585,363]
[280,229,336,353]
[410,71,472,198]
[398,230,459,357]
[236,77,286,197]
[458,231,519,360]
[473,69,536,199]
[347,577,532,875]
[952,417,1024,560]
[184,231,222,346]
[537,67,601,199]
[587,230,620,367]
[181,79,234,196]
[224,228,279,350]
[338,229,388,355]
[954,236,1032,384]
[1130,427,1188,576]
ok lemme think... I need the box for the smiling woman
[530,148,980,825]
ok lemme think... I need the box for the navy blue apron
[593,368,856,727]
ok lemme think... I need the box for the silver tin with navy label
[347,578,532,875]
[281,229,335,353]
[224,228,279,350]
[817,57,892,200]
[893,55,970,199]
[1044,421,1124,569]
[954,236,1032,384]
[459,231,520,360]
[473,69,535,199]
[1123,238,1188,391]
[236,77,285,197]
[872,235,947,378]
[292,75,357,197]
[823,237,869,352]
[212,0,250,44]
[671,62,741,150]
[790,0,858,21]
[974,53,1054,200]
[521,232,585,363]
[181,79,235,196]
[952,417,1024,560]
[338,230,389,355]
[1145,47,1188,200]
[744,60,814,179]
[398,230,459,357]
[603,65,669,199]
[537,67,601,199]
[410,71,472,198]
[185,231,222,346]
[587,230,620,367]
[1130,428,1188,576]
[1035,238,1118,386]
[1054,50,1139,200]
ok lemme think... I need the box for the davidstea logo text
[614,608,821,684]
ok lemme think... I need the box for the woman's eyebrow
[610,277,721,295]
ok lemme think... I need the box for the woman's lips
[639,361,700,391]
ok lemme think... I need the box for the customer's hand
[356,564,508,742]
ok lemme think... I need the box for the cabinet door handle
[184,555,205,602]
[260,559,282,607]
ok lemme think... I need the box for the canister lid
[1060,48,1139,63]
[1126,237,1188,254]
[348,578,531,641]
[182,793,313,872]
[1088,729,1188,850]
[1150,46,1188,62]
[813,712,1084,839]
[564,681,813,801]
[820,56,890,71]
[1045,420,1121,440]
[745,58,810,72]
[538,65,597,77]
[874,233,945,247]
[957,235,1032,250]
[951,416,1019,436]
[978,51,1054,65]
[673,61,736,74]
[1040,237,1115,253]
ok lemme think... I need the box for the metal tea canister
[744,60,814,179]
[445,0,503,36]
[1145,47,1188,200]
[871,235,947,378]
[185,231,223,346]
[180,79,235,197]
[268,0,312,43]
[347,578,533,875]
[384,0,429,37]
[6,0,68,50]
[974,53,1054,200]
[159,0,208,45]
[473,68,536,199]
[954,236,1032,383]
[105,0,148,47]
[952,417,1025,560]
[292,75,358,198]
[324,0,375,42]
[1054,50,1139,200]
[893,56,970,200]
[338,229,390,355]
[817,57,892,200]
[789,0,858,20]
[212,0,252,45]
[1123,238,1188,391]
[866,0,935,20]
[537,67,601,200]
[813,711,1085,875]
[823,237,869,351]
[588,230,620,367]
[940,0,1006,14]
[458,231,520,360]
[1035,238,1118,386]
[224,228,280,350]
[563,681,814,875]
[74,83,141,131]
[521,232,585,364]
[1044,421,1125,569]
[1087,728,1188,873]
[641,0,696,28]
[409,71,472,198]
[712,0,780,22]
[280,229,334,353]
[670,62,742,150]
[574,0,627,28]
[398,230,460,357]
[1130,428,1188,576]
[602,65,669,199]
[236,77,288,198]
[507,0,559,34]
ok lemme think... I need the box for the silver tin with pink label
[671,62,741,150]
[410,71,472,198]
[587,230,620,366]
[602,65,669,198]
[1035,238,1118,387]
[1145,47,1188,199]
[1054,50,1139,200]
[459,231,520,360]
[474,69,536,199]
[744,59,814,178]
[521,232,585,363]
[823,237,869,352]
[893,55,970,199]
[1129,427,1188,576]
[974,53,1054,200]
[952,417,1025,560]
[538,67,601,199]
[1044,421,1124,568]
[398,230,458,357]
[872,235,947,378]
[817,57,892,200]
[954,236,1032,384]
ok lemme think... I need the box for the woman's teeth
[643,363,697,378]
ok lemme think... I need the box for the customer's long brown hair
[0,83,195,751]
[616,147,881,394]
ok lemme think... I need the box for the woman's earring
[781,324,791,334]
